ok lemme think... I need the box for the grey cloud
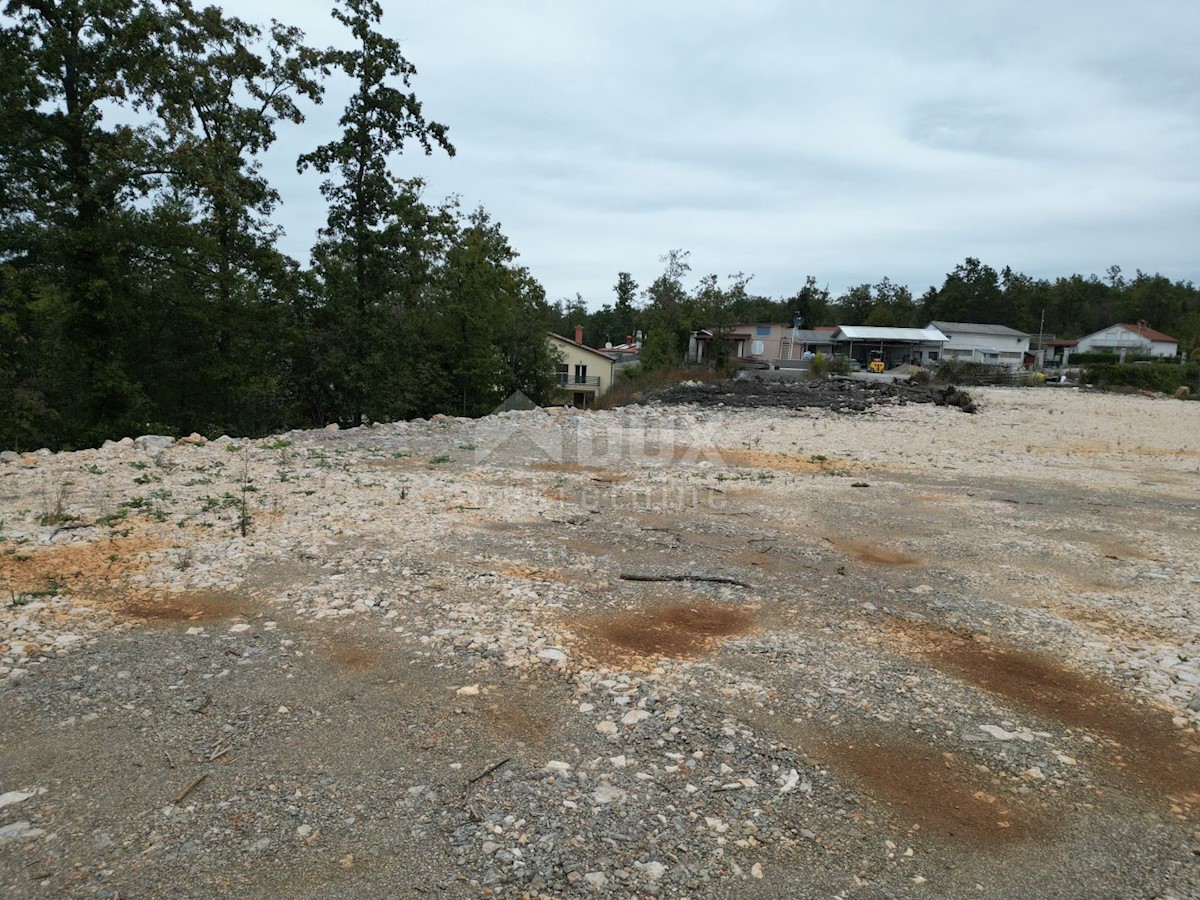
[227,0,1200,302]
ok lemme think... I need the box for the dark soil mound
[647,376,978,414]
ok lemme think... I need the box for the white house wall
[939,331,1030,368]
[1075,327,1177,358]
[547,337,615,399]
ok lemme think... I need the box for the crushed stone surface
[2,386,1199,898]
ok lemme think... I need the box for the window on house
[751,341,765,355]
[755,325,771,336]
[574,364,587,384]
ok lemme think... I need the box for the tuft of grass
[98,509,129,527]
[428,454,452,465]
[38,481,76,526]
[237,450,253,537]
[9,575,68,607]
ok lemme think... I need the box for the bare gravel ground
[1,384,1198,899]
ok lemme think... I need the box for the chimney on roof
[574,324,584,344]
[625,334,634,345]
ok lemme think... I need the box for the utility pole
[1036,308,1045,372]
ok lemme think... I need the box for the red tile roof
[1122,323,1177,343]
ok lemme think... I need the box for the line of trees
[556,255,1200,368]
[5,4,1197,451]
[1,0,560,451]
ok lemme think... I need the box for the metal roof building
[929,321,1031,338]
[830,325,948,368]
[832,326,948,343]
[929,321,1032,369]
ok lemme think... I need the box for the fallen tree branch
[468,757,511,785]
[619,573,750,588]
[172,772,209,804]
[50,522,94,540]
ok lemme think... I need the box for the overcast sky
[222,0,1200,307]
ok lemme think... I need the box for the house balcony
[555,374,601,390]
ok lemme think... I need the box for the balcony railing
[555,373,601,388]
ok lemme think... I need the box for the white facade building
[930,321,1031,369]
[1074,323,1179,360]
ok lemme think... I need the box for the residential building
[691,323,835,364]
[598,335,641,375]
[1075,322,1179,360]
[1038,339,1077,368]
[547,327,616,407]
[930,321,1031,369]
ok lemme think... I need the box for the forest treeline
[554,253,1200,371]
[3,3,1198,451]
[1,0,560,450]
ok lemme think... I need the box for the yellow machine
[867,351,885,374]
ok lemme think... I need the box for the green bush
[810,352,828,376]
[935,360,1004,382]
[1071,351,1180,366]
[1084,362,1199,394]
[826,355,851,375]
[1069,351,1120,365]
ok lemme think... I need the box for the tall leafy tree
[150,2,323,431]
[298,0,453,425]
[833,284,875,325]
[640,249,692,369]
[300,180,458,424]
[1,0,167,445]
[612,271,639,340]
[787,276,832,328]
[922,257,1005,324]
[863,276,916,326]
[434,208,559,415]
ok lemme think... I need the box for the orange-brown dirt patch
[529,462,629,477]
[322,641,382,673]
[498,565,569,582]
[118,590,248,623]
[891,621,1200,807]
[1,534,165,598]
[576,601,754,664]
[719,448,853,475]
[1035,442,1200,460]
[827,537,923,566]
[478,682,563,747]
[816,733,1051,847]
